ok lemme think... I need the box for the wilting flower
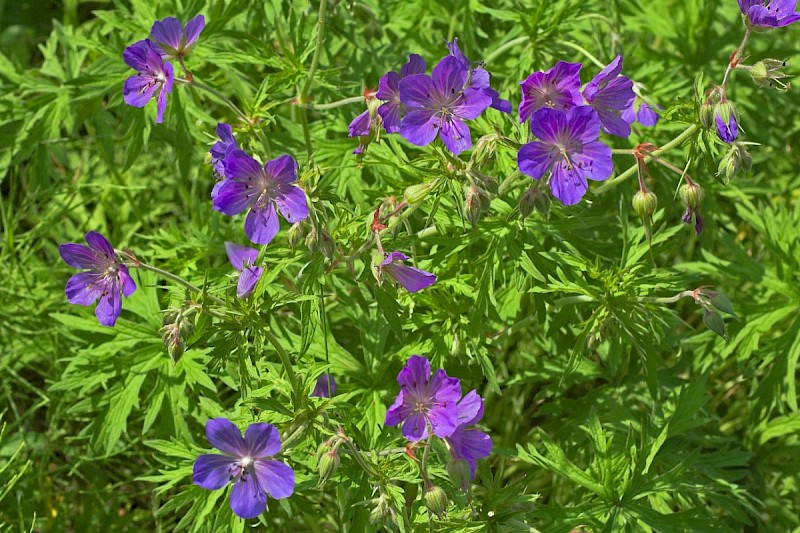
[376,54,427,133]
[738,0,800,28]
[447,38,511,113]
[445,390,492,481]
[193,418,295,519]
[225,242,263,298]
[59,231,136,327]
[348,89,381,155]
[150,14,205,60]
[714,101,738,143]
[311,374,337,398]
[582,55,635,137]
[376,251,436,293]
[213,151,309,245]
[210,123,239,177]
[122,39,174,123]
[622,100,660,127]
[519,61,582,122]
[517,106,613,205]
[385,355,461,441]
[399,55,492,154]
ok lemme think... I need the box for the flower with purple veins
[376,54,427,133]
[213,150,309,245]
[377,251,436,293]
[59,231,136,327]
[210,123,239,177]
[193,418,295,520]
[519,61,583,123]
[738,0,800,28]
[399,55,493,155]
[122,39,174,124]
[385,355,461,442]
[446,38,511,114]
[311,374,337,398]
[150,14,205,60]
[225,242,263,298]
[445,390,492,482]
[517,106,613,205]
[582,55,635,137]
[622,100,660,127]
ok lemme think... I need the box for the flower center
[240,456,252,468]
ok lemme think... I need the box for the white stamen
[240,456,252,467]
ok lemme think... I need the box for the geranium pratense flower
[123,39,174,123]
[377,251,436,293]
[193,418,295,519]
[399,55,492,155]
[150,14,205,60]
[446,38,511,114]
[738,0,800,28]
[445,390,492,484]
[210,123,238,177]
[376,54,427,133]
[385,355,461,441]
[224,242,263,298]
[582,55,635,137]
[517,106,613,205]
[311,374,337,398]
[519,61,582,122]
[58,231,136,327]
[213,150,309,245]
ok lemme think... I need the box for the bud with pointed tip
[317,449,340,484]
[632,190,658,219]
[464,185,489,226]
[287,222,305,247]
[423,486,448,519]
[404,180,437,205]
[306,227,336,259]
[718,142,752,182]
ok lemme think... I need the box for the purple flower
[58,231,136,327]
[517,106,613,205]
[225,242,263,298]
[399,55,493,155]
[582,55,635,137]
[519,61,583,123]
[738,0,800,27]
[622,100,660,127]
[376,54,427,133]
[446,39,511,114]
[445,390,492,481]
[377,252,436,293]
[212,150,309,245]
[122,39,174,124]
[385,355,461,442]
[210,123,239,177]
[193,418,295,520]
[715,105,738,143]
[311,374,337,398]
[150,14,205,60]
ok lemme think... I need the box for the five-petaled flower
[582,55,635,138]
[399,55,492,155]
[517,106,613,205]
[210,123,239,178]
[385,355,461,442]
[122,39,174,123]
[376,54,427,133]
[738,0,800,28]
[311,374,337,398]
[224,242,263,298]
[59,231,136,327]
[150,14,205,60]
[519,61,583,123]
[193,418,295,519]
[444,390,492,485]
[376,251,436,293]
[213,150,309,245]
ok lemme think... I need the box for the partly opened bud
[713,100,738,143]
[317,449,340,484]
[632,190,658,219]
[424,486,448,519]
[679,182,703,210]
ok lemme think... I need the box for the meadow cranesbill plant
[150,15,205,61]
[122,39,174,124]
[445,390,492,484]
[193,419,295,519]
[376,251,436,293]
[213,151,309,245]
[399,55,492,155]
[582,55,635,137]
[210,123,239,177]
[517,106,613,205]
[518,61,583,122]
[385,355,461,441]
[738,0,800,27]
[58,231,136,327]
[224,242,263,298]
[376,54,427,133]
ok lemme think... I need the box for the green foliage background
[1,0,799,531]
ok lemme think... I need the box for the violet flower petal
[150,17,183,51]
[65,272,103,305]
[225,242,259,271]
[183,14,206,48]
[205,418,245,456]
[244,423,282,459]
[254,460,295,499]
[229,474,267,519]
[244,204,280,245]
[193,454,236,490]
[237,267,263,298]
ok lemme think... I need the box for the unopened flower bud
[423,486,448,519]
[316,449,340,483]
[632,190,658,219]
[447,459,472,492]
[305,227,336,259]
[404,181,436,205]
[718,142,752,182]
[287,222,305,247]
[679,182,703,210]
[471,132,500,167]
[713,100,738,143]
[464,185,489,226]
[368,493,393,526]
[750,59,790,91]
